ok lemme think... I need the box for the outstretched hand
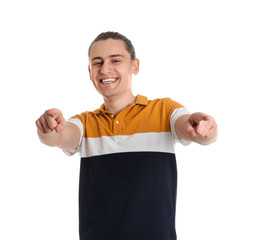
[185,112,217,139]
[36,108,66,134]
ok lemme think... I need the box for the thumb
[55,123,65,133]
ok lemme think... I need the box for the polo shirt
[64,95,190,240]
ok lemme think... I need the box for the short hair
[88,31,136,60]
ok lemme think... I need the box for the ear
[88,64,92,80]
[132,58,139,75]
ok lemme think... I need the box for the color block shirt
[64,95,190,240]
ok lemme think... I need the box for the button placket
[113,118,121,133]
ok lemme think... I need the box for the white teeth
[101,78,117,83]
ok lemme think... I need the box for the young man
[36,32,218,240]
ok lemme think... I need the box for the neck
[103,92,135,115]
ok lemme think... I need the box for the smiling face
[88,39,139,100]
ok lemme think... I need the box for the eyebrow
[91,54,124,62]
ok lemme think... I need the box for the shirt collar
[135,94,148,106]
[93,94,148,114]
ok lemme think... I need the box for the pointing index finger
[45,108,61,118]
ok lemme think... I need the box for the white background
[1,0,254,239]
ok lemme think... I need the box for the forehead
[89,39,129,60]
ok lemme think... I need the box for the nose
[100,61,112,74]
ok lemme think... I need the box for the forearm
[37,129,61,147]
[37,122,81,150]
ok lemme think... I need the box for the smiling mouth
[100,78,118,84]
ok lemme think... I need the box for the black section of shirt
[79,152,177,240]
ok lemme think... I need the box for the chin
[100,90,121,99]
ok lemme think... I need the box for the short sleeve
[170,107,191,146]
[63,117,84,156]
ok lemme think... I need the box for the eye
[93,61,102,66]
[112,59,120,64]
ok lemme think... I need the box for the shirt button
[111,114,114,118]
[116,120,119,124]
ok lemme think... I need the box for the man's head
[88,31,136,60]
[88,32,139,100]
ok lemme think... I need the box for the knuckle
[45,128,52,134]
[36,120,42,129]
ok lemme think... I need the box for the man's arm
[35,108,81,150]
[174,112,218,145]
